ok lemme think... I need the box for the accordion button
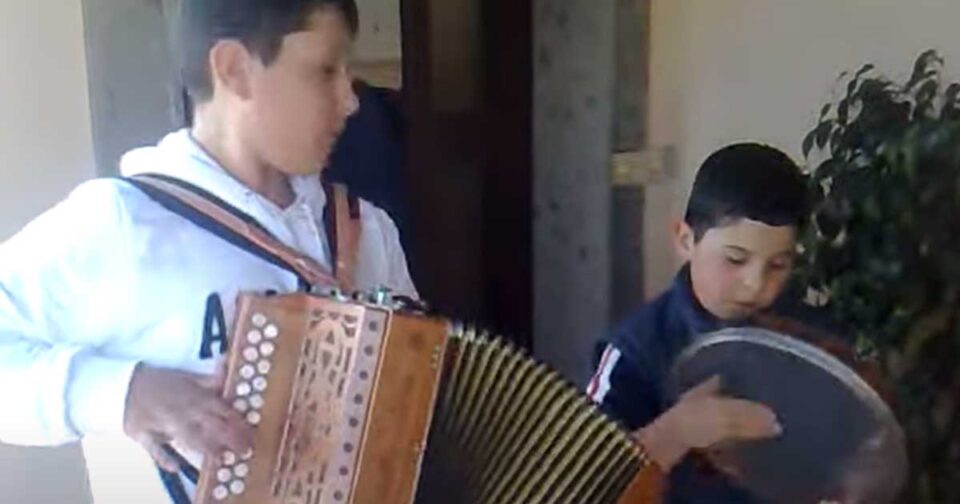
[217,468,232,483]
[236,382,252,397]
[240,365,255,380]
[234,463,249,478]
[212,485,229,500]
[243,347,260,362]
[247,330,262,345]
[264,324,279,339]
[246,411,262,425]
[252,377,268,392]
[249,394,264,409]
[233,399,248,412]
[222,452,236,466]
[241,449,254,461]
[260,342,276,357]
[230,480,246,495]
[251,314,267,328]
[257,360,271,374]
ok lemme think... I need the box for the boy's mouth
[732,301,759,313]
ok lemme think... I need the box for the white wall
[645,0,960,295]
[0,1,97,240]
[0,1,95,503]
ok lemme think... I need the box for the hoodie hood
[119,129,328,224]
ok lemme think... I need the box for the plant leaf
[803,129,817,157]
[906,49,942,91]
[819,103,832,121]
[816,120,834,150]
[838,98,850,125]
[855,63,876,80]
[916,80,940,119]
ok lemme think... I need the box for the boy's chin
[712,302,762,321]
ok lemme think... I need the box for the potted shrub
[799,49,960,503]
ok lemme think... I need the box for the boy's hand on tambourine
[123,361,254,472]
[635,376,782,471]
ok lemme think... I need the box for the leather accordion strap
[323,181,361,292]
[127,173,343,289]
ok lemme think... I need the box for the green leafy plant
[799,49,960,503]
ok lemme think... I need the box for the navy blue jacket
[588,265,766,504]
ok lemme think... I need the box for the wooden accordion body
[196,292,659,504]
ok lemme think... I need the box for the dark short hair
[684,143,808,239]
[176,0,359,102]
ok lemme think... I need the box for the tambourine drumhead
[668,328,908,504]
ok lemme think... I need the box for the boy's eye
[768,260,792,271]
[725,256,748,266]
[313,64,340,81]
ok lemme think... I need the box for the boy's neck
[191,107,296,209]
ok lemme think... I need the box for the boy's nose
[342,85,359,118]
[741,268,765,296]
[337,73,359,119]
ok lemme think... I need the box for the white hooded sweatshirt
[0,129,416,503]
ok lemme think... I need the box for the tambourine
[669,326,908,504]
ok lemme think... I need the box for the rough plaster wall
[610,0,650,323]
[534,0,617,385]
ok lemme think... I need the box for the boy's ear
[673,219,696,262]
[209,40,254,100]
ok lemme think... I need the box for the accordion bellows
[196,293,648,504]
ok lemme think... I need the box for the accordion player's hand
[636,376,782,471]
[123,362,254,473]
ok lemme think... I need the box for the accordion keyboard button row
[235,316,275,428]
[208,313,279,501]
